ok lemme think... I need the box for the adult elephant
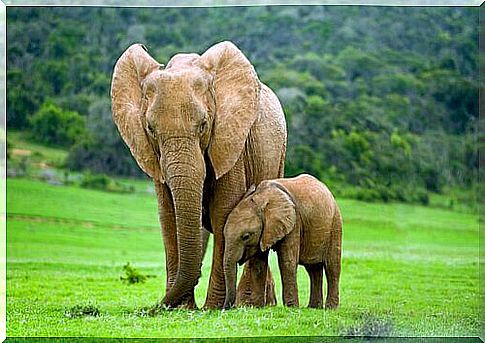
[111,41,287,309]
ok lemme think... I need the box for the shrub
[80,172,134,193]
[67,138,145,178]
[355,188,382,202]
[415,188,430,205]
[353,184,429,205]
[29,100,86,147]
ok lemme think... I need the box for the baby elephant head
[222,182,297,309]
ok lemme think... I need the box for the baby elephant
[223,174,342,309]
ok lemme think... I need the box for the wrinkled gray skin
[111,41,286,309]
[223,174,342,309]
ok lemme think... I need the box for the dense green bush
[28,101,86,147]
[80,172,134,193]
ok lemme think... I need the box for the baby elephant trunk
[223,245,243,309]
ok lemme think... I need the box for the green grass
[7,178,479,337]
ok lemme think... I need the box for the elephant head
[222,182,297,309]
[111,41,261,307]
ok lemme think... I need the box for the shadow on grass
[342,313,393,338]
[64,304,100,318]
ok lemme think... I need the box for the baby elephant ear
[260,183,297,252]
[244,184,257,197]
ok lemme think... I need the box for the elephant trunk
[161,143,205,308]
[223,244,244,309]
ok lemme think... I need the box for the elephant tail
[328,204,343,261]
[333,205,343,235]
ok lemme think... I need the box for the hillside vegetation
[7,7,479,205]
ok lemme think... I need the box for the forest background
[6,6,479,206]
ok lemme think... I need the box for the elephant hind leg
[323,252,341,309]
[264,268,277,306]
[324,210,342,309]
[305,263,324,308]
[236,252,270,307]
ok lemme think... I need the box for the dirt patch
[12,148,32,156]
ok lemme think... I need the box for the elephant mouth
[237,246,260,265]
[238,251,247,265]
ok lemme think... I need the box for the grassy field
[7,175,480,338]
[6,130,481,337]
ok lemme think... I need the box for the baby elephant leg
[324,252,341,309]
[305,263,324,308]
[277,249,299,307]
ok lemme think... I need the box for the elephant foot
[236,275,276,307]
[160,290,197,310]
[177,292,197,309]
[325,299,339,310]
[236,289,266,307]
[203,295,225,310]
[308,301,323,309]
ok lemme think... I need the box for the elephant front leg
[204,165,247,309]
[155,182,196,309]
[204,227,226,308]
[276,233,300,307]
[278,252,299,307]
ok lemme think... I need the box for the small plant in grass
[65,304,100,318]
[120,262,156,285]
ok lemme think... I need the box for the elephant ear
[111,44,163,182]
[198,41,261,180]
[260,183,297,252]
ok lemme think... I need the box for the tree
[29,101,86,147]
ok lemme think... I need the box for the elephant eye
[241,233,251,241]
[199,119,207,134]
[147,123,156,137]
